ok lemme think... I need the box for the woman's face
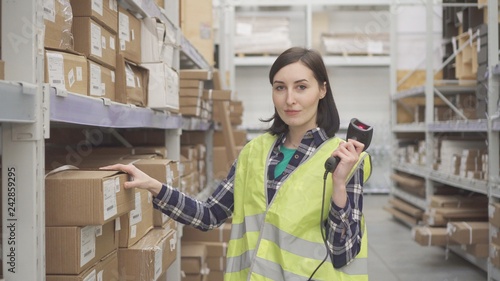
[272,61,326,132]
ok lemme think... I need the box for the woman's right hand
[100,164,163,196]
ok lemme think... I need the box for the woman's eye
[275,86,284,91]
[298,85,307,90]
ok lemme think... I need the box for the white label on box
[81,226,96,267]
[102,36,107,50]
[76,67,83,81]
[130,225,137,239]
[95,225,103,237]
[115,177,120,193]
[46,52,65,88]
[97,270,103,281]
[119,12,130,42]
[111,71,115,83]
[236,22,252,36]
[103,179,118,220]
[110,0,118,12]
[131,29,135,41]
[43,0,56,22]
[125,67,136,88]
[129,192,143,226]
[91,23,103,58]
[120,39,126,51]
[68,68,75,88]
[83,269,97,281]
[92,0,104,16]
[115,217,121,231]
[110,37,115,50]
[90,63,102,97]
[154,249,163,280]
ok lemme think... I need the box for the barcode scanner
[324,118,373,173]
[309,118,373,281]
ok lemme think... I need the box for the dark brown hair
[261,47,340,138]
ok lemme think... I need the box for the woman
[102,47,371,281]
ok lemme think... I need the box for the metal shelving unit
[389,0,500,279]
[234,55,391,67]
[0,0,213,280]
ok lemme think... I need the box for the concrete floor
[364,194,487,281]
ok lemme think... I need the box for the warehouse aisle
[364,194,487,281]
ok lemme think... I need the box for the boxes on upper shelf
[180,0,214,66]
[88,60,116,100]
[70,0,118,34]
[141,62,179,110]
[44,49,88,96]
[141,17,177,67]
[43,0,74,50]
[72,17,117,69]
[118,6,142,64]
[115,54,149,107]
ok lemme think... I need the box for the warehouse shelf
[121,0,211,70]
[392,123,426,133]
[234,55,391,67]
[448,245,488,272]
[429,171,489,195]
[391,187,427,210]
[392,162,429,178]
[491,187,500,199]
[0,81,37,123]
[393,85,476,100]
[428,119,489,132]
[182,117,213,131]
[50,88,183,129]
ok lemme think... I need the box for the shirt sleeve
[325,163,365,268]
[152,160,237,231]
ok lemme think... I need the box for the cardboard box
[180,79,204,89]
[119,189,154,248]
[203,89,231,101]
[141,62,179,110]
[411,226,453,246]
[88,60,116,100]
[73,17,117,69]
[490,202,500,228]
[133,158,179,186]
[213,130,247,147]
[45,50,88,96]
[116,54,149,107]
[141,17,177,66]
[118,7,142,64]
[118,228,177,280]
[43,0,73,50]
[47,250,119,280]
[447,221,489,245]
[46,220,119,274]
[464,243,489,258]
[70,0,118,33]
[206,257,225,271]
[207,270,224,281]
[182,223,231,243]
[181,244,207,274]
[179,69,213,80]
[45,169,135,226]
[492,243,500,268]
[180,0,214,66]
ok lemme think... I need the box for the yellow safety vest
[225,133,370,281]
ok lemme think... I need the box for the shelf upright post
[219,0,236,92]
[424,0,435,207]
[487,0,500,280]
[1,0,47,280]
[389,0,398,196]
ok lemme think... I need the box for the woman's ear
[320,82,327,99]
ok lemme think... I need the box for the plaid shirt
[153,127,365,268]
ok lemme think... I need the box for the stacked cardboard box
[182,223,232,280]
[436,139,487,180]
[233,16,292,55]
[44,169,134,278]
[43,0,74,50]
[181,243,209,280]
[179,69,213,119]
[490,202,500,268]
[141,17,179,110]
[181,143,208,194]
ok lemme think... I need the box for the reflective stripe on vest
[225,133,369,281]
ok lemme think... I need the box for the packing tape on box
[45,164,79,178]
[462,222,473,244]
[423,227,432,246]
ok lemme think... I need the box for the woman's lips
[284,110,300,116]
